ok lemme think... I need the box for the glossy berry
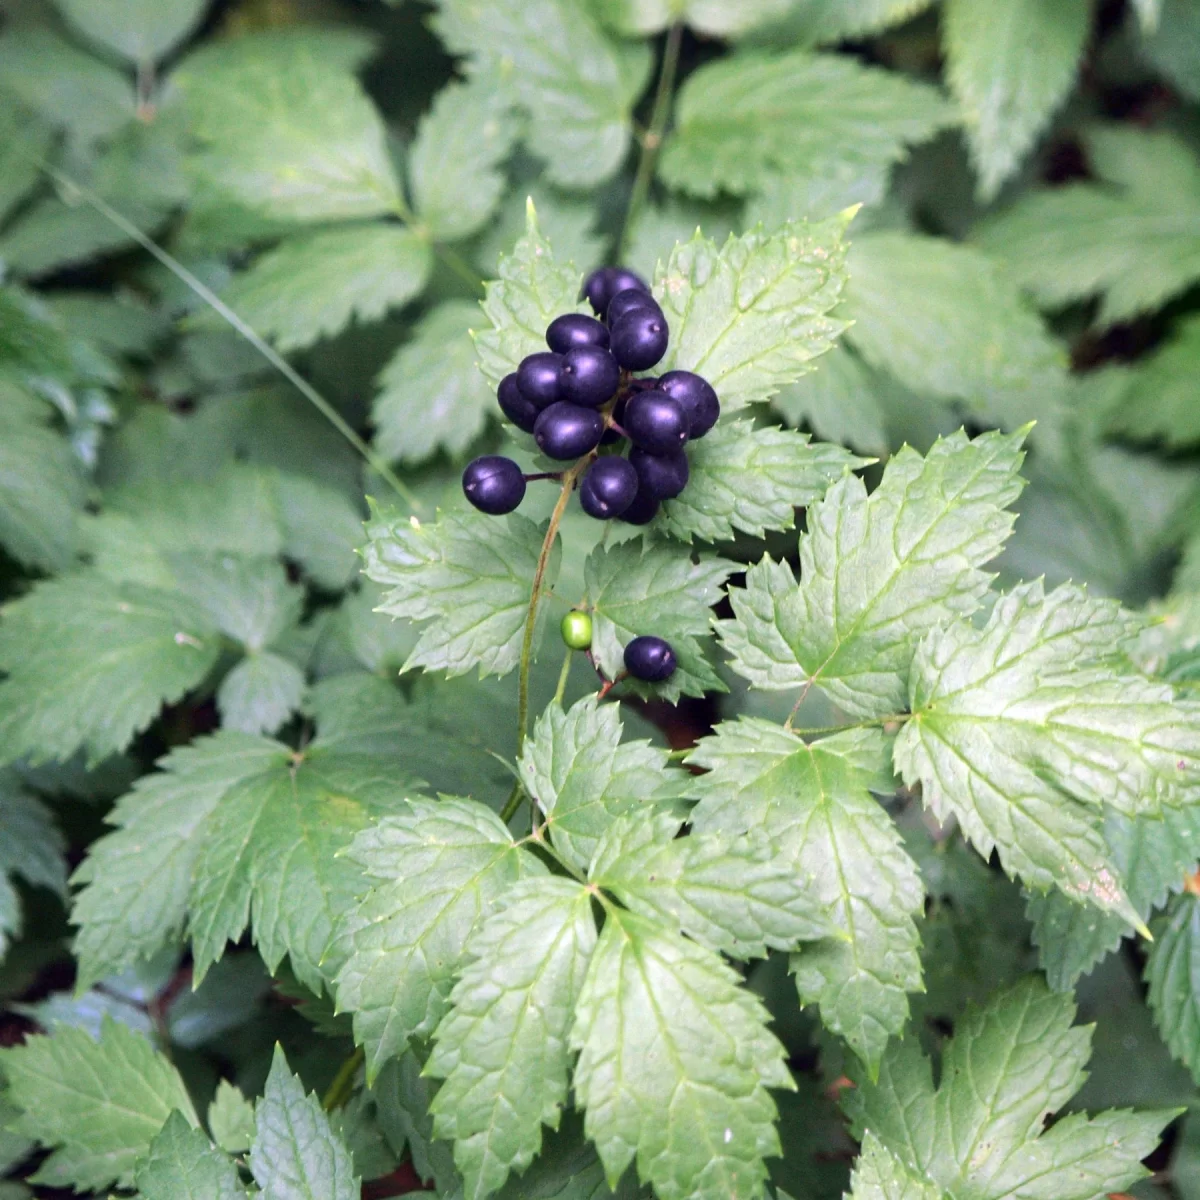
[546,313,610,354]
[582,266,649,319]
[657,371,720,439]
[620,487,660,525]
[497,372,539,433]
[625,389,689,454]
[561,609,593,651]
[607,287,661,326]
[462,455,526,515]
[559,345,620,408]
[516,352,563,409]
[624,634,677,682]
[579,456,639,519]
[610,309,669,371]
[630,446,689,501]
[533,401,605,461]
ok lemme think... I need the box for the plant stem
[553,648,574,705]
[434,242,486,296]
[322,1045,364,1112]
[617,21,684,261]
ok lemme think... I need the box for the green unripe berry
[561,610,593,651]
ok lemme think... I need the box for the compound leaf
[848,1132,943,1200]
[1107,313,1200,449]
[134,1111,247,1200]
[208,1081,257,1156]
[216,651,306,736]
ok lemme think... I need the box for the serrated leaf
[216,225,432,351]
[689,721,922,1074]
[660,50,952,199]
[0,1018,197,1192]
[0,574,221,767]
[134,1111,247,1200]
[519,695,684,874]
[431,0,650,188]
[176,35,400,221]
[844,977,1174,1200]
[208,1081,257,1155]
[217,651,306,736]
[55,0,207,64]
[428,877,598,1198]
[334,797,545,1080]
[977,127,1200,326]
[270,471,363,591]
[570,907,791,1200]
[654,421,865,544]
[363,505,559,679]
[719,428,1026,719]
[1147,891,1200,1087]
[597,0,792,37]
[590,812,833,957]
[652,218,851,415]
[373,301,495,464]
[848,1133,943,1200]
[585,538,733,702]
[251,1046,359,1200]
[0,773,67,957]
[409,74,519,241]
[1107,314,1200,449]
[474,203,588,390]
[944,0,1090,200]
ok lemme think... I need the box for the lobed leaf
[134,1111,247,1200]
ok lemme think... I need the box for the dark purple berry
[462,455,526,515]
[533,402,605,461]
[497,372,539,433]
[625,390,689,454]
[610,309,669,371]
[624,634,677,682]
[559,345,620,408]
[579,457,638,519]
[516,352,563,409]
[607,288,662,326]
[620,487,660,525]
[657,371,720,439]
[582,266,649,319]
[546,313,610,353]
[630,446,689,501]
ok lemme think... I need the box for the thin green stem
[553,648,574,705]
[435,242,486,296]
[321,1045,364,1112]
[617,21,684,261]
[499,779,525,825]
[665,746,691,761]
[34,162,419,508]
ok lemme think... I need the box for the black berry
[559,345,620,408]
[625,390,689,454]
[624,634,677,682]
[516,352,563,409]
[579,457,639,519]
[657,371,720,439]
[610,309,669,371]
[462,455,526,515]
[607,288,661,326]
[546,313,610,354]
[630,446,689,500]
[497,372,539,432]
[620,487,660,525]
[582,266,649,319]
[533,402,605,460]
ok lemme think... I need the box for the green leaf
[373,301,496,464]
[409,74,519,241]
[0,1017,197,1192]
[208,1080,257,1156]
[0,98,52,229]
[216,226,432,351]
[757,0,934,44]
[216,651,306,736]
[334,797,544,1080]
[363,505,558,679]
[599,0,794,37]
[1141,0,1200,102]
[176,35,400,221]
[427,877,598,1198]
[848,1132,943,1200]
[896,581,1200,924]
[0,773,67,957]
[475,202,588,390]
[54,0,207,64]
[659,50,952,199]
[844,976,1175,1200]
[518,695,684,874]
[431,0,651,188]
[0,574,221,767]
[652,217,851,415]
[944,0,1090,200]
[1107,314,1200,449]
[570,907,792,1199]
[844,233,1066,429]
[590,812,833,957]
[654,421,865,544]
[977,127,1200,326]
[719,428,1026,719]
[134,1111,247,1200]
[1147,892,1200,1087]
[251,1046,359,1200]
[689,721,922,1075]
[585,538,733,702]
[270,471,364,591]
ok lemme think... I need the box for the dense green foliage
[0,0,1199,1197]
